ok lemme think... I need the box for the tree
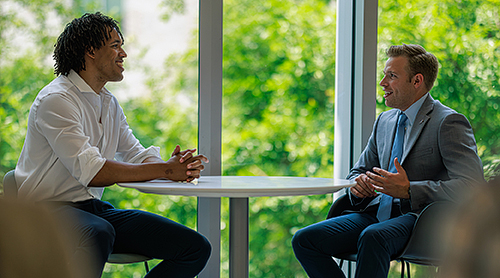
[378,0,500,166]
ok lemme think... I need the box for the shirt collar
[401,93,429,126]
[67,70,95,93]
[67,69,110,96]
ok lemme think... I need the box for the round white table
[118,176,354,278]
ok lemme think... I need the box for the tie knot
[398,113,408,126]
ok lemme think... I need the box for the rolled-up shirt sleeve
[77,147,107,186]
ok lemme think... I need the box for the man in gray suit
[292,44,485,278]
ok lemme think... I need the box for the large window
[221,0,336,276]
[377,1,500,276]
[377,0,500,175]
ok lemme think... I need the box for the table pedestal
[229,198,249,277]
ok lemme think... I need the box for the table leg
[198,197,221,278]
[229,197,249,278]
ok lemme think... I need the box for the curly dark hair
[53,12,124,76]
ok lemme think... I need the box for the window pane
[222,0,336,276]
[222,0,336,178]
[378,0,500,174]
[116,0,199,155]
[378,0,500,275]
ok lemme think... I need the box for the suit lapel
[401,95,435,163]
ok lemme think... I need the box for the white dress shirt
[16,70,160,202]
[401,92,429,153]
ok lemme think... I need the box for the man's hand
[366,158,410,199]
[351,174,377,198]
[167,145,209,182]
[171,145,197,163]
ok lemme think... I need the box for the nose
[119,47,127,58]
[379,75,388,87]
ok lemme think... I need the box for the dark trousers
[51,199,211,278]
[292,208,417,278]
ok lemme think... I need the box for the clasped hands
[350,158,410,199]
[166,145,209,182]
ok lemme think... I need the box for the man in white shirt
[16,12,211,278]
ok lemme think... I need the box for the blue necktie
[377,112,407,222]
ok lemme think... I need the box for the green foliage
[120,45,200,159]
[222,0,336,179]
[249,195,333,277]
[378,0,500,159]
[0,0,75,176]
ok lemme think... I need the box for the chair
[107,253,151,273]
[327,194,451,278]
[2,170,152,274]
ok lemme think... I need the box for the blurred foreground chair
[0,198,82,278]
[2,170,152,274]
[327,194,451,278]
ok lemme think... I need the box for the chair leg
[401,260,405,278]
[406,261,411,278]
[144,261,149,273]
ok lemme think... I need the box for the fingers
[394,158,405,174]
[179,152,193,164]
[186,169,202,178]
[366,170,386,186]
[186,159,205,169]
[167,149,209,181]
[192,154,209,163]
[352,174,376,198]
[171,145,181,157]
[178,148,197,156]
[178,149,206,164]
[350,186,368,198]
[171,145,197,160]
[366,169,391,194]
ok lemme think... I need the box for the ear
[413,73,424,89]
[86,47,96,59]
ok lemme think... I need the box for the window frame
[196,0,378,277]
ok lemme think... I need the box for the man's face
[93,28,127,83]
[379,56,418,111]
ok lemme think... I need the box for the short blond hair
[387,44,439,91]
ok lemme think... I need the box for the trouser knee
[82,220,116,258]
[292,228,312,254]
[198,234,212,263]
[358,227,385,252]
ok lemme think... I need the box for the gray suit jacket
[347,94,485,214]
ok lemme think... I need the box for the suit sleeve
[345,115,383,205]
